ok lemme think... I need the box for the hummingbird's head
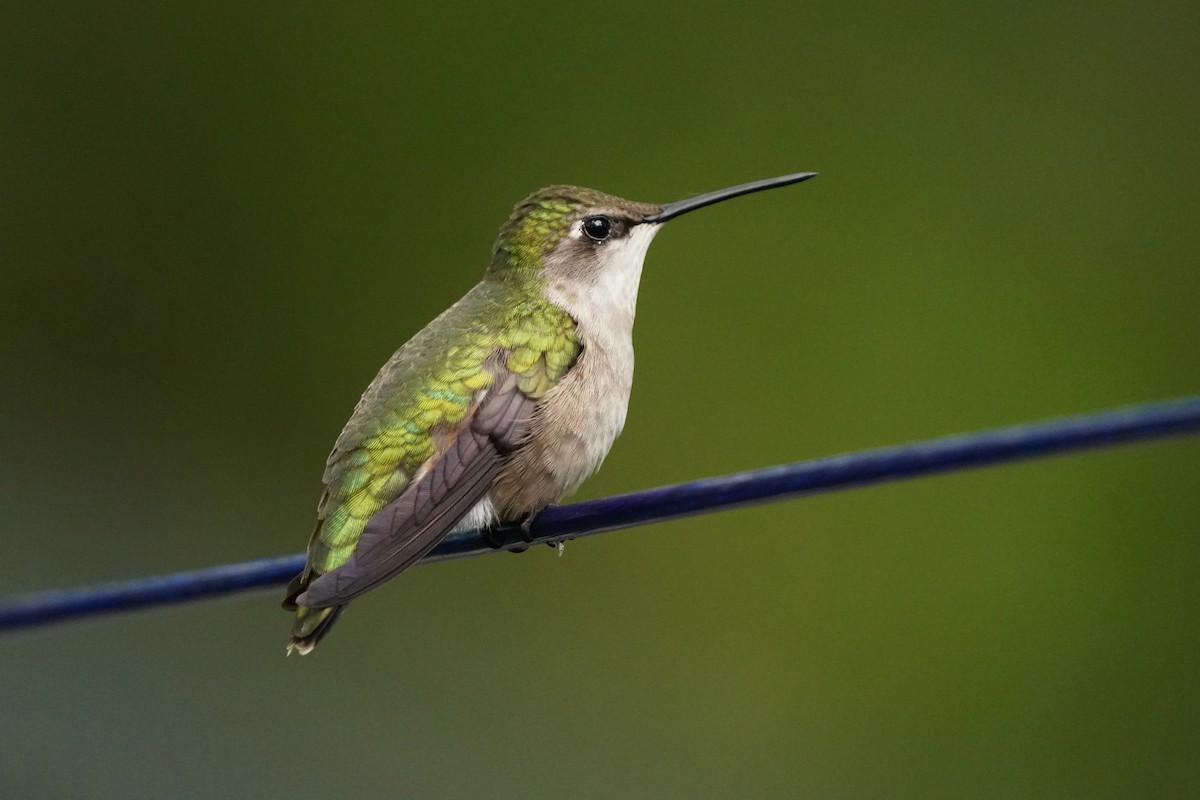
[490,173,818,282]
[489,186,661,280]
[488,173,818,325]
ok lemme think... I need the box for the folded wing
[297,369,536,608]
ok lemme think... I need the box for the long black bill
[642,171,818,223]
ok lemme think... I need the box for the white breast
[489,223,660,516]
[543,223,659,487]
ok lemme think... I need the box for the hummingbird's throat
[560,223,659,335]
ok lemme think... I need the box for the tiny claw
[480,522,530,553]
[519,514,536,543]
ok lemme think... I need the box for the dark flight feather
[296,370,537,608]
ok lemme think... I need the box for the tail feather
[287,604,346,655]
[283,570,346,655]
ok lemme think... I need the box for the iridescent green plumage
[309,282,579,574]
[287,191,587,646]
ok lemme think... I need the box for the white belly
[490,330,634,517]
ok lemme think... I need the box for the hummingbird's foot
[478,518,533,553]
[480,524,510,551]
[480,510,562,554]
[522,505,569,554]
[518,511,563,553]
[497,512,537,553]
[519,513,537,542]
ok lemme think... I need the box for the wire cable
[2,396,1198,634]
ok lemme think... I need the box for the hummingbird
[283,172,817,653]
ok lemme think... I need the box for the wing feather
[296,370,536,608]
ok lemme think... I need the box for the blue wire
[2,397,1198,633]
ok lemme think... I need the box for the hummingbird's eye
[582,215,613,242]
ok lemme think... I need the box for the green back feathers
[307,280,579,576]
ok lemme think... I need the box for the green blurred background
[2,2,1198,797]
